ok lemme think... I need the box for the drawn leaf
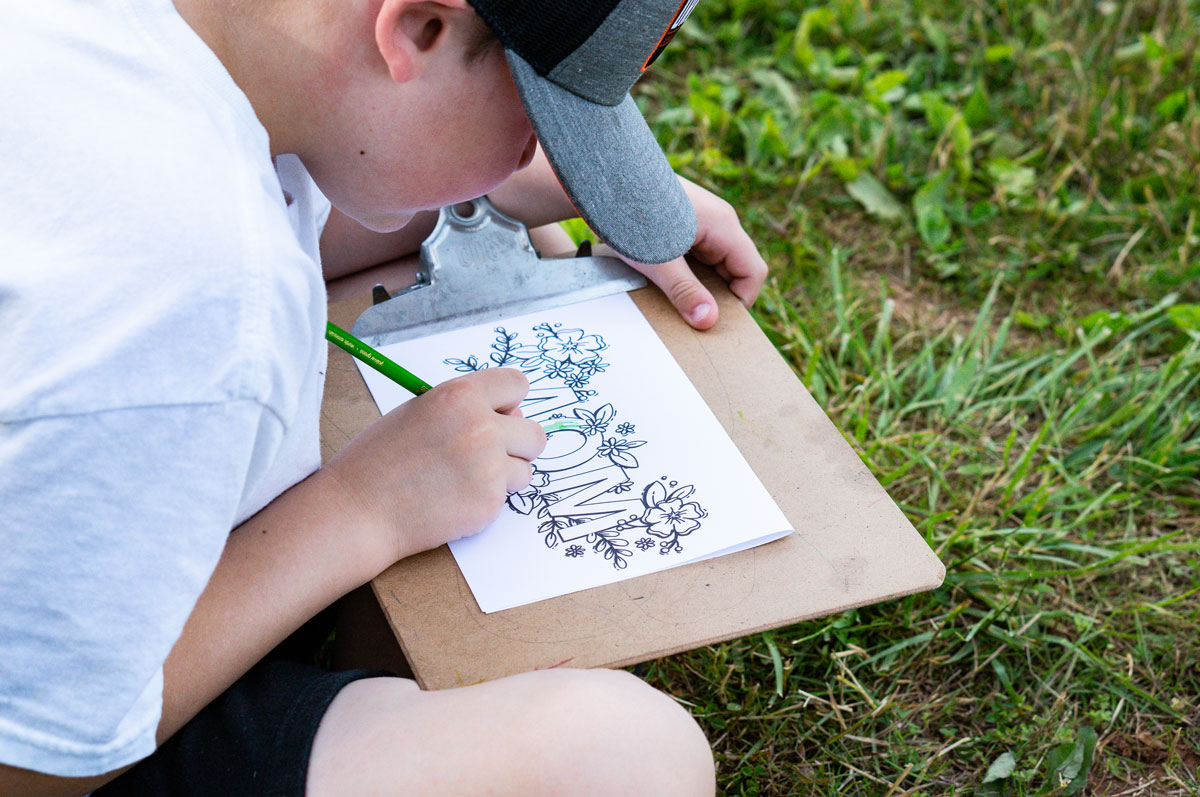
[667,484,696,501]
[586,529,631,570]
[643,480,668,507]
[543,530,560,549]
[445,357,485,373]
[540,516,571,533]
[507,491,536,515]
[621,439,647,449]
[609,450,640,469]
[488,329,520,366]
[511,344,542,361]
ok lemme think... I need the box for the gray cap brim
[507,51,697,265]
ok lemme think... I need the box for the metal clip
[352,197,647,346]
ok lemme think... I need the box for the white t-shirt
[0,0,331,777]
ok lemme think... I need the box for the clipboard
[321,200,945,690]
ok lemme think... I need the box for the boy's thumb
[624,255,718,330]
[596,240,718,330]
[647,258,718,330]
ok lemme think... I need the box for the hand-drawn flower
[643,499,704,537]
[640,481,706,539]
[596,436,647,468]
[616,422,636,436]
[543,360,574,380]
[578,359,610,377]
[573,404,616,436]
[540,328,607,364]
[607,480,635,495]
[565,372,591,388]
[564,544,585,558]
[635,537,655,551]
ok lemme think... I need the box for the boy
[0,0,767,793]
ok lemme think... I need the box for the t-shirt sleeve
[0,399,282,777]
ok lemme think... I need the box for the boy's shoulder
[2,1,324,423]
[3,0,279,242]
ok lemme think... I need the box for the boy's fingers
[499,415,547,462]
[632,257,719,330]
[688,224,767,308]
[506,458,534,493]
[729,273,765,308]
[461,367,531,413]
[678,176,769,308]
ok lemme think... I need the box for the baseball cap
[467,0,701,265]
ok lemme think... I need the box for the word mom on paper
[445,321,709,570]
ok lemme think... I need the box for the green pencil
[325,321,432,396]
[325,321,581,433]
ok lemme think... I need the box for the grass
[628,0,1200,792]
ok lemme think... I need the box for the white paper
[355,293,792,612]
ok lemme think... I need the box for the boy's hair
[464,12,500,63]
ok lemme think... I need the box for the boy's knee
[312,670,714,795]
[519,668,715,796]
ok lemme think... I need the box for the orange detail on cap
[641,0,693,72]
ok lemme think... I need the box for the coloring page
[355,292,792,612]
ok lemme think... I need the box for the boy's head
[291,0,535,235]
[268,0,696,263]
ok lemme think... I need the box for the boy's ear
[374,0,466,83]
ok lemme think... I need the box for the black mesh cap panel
[467,0,623,75]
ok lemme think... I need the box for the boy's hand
[618,176,768,330]
[487,148,766,330]
[326,368,546,567]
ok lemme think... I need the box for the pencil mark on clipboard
[795,534,843,585]
[697,339,736,425]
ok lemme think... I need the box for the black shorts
[94,660,390,796]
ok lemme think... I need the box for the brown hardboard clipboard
[321,268,945,690]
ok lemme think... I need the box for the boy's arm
[161,368,543,740]
[0,369,543,797]
[0,455,382,797]
[0,468,384,797]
